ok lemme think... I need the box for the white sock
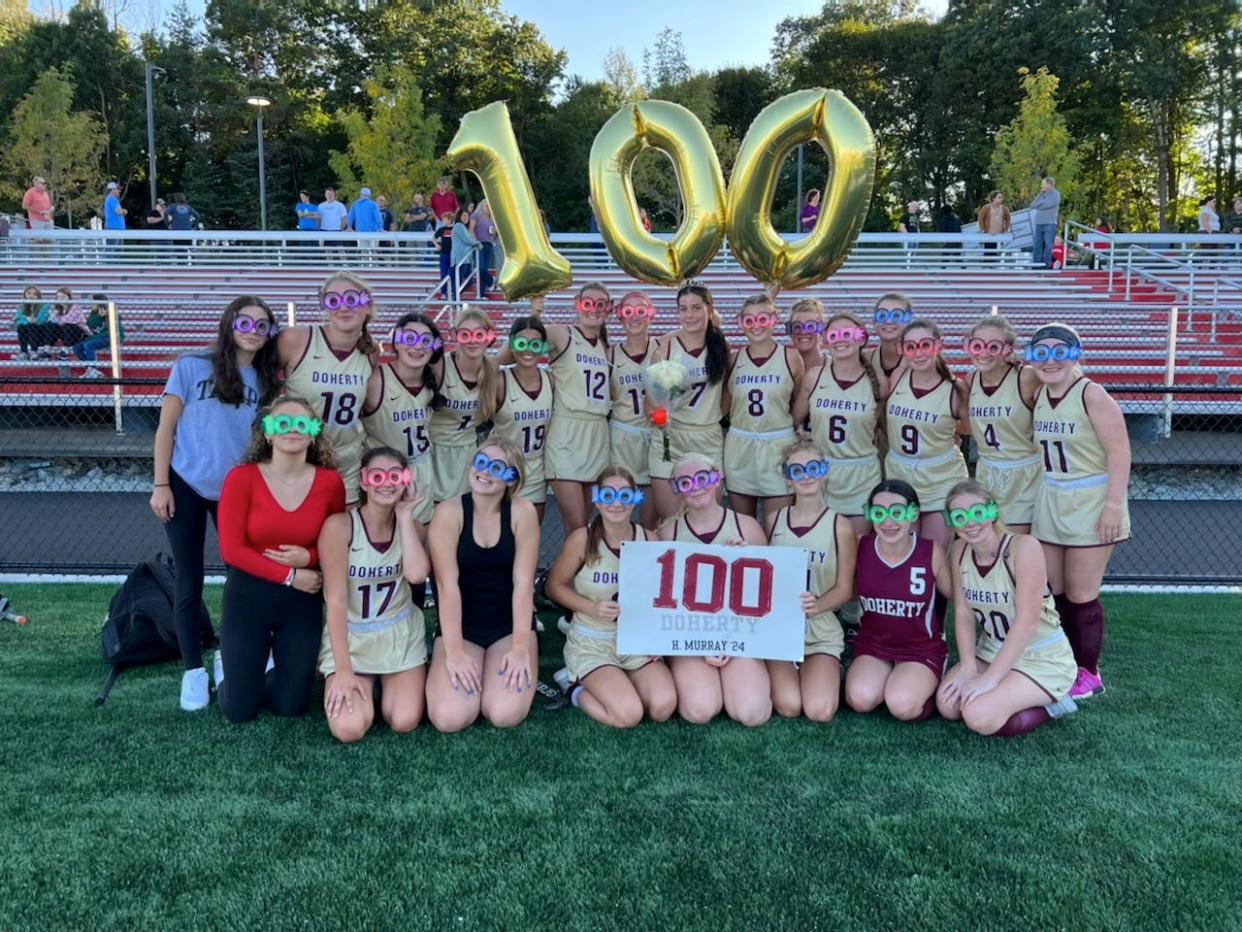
[569,685,584,708]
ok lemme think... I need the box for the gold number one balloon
[726,89,876,290]
[588,100,727,287]
[446,102,573,302]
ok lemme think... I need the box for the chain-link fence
[0,376,1238,583]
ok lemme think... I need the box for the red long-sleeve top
[218,463,346,584]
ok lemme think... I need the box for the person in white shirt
[318,187,350,264]
[1198,196,1220,234]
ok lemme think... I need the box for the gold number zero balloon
[726,88,876,290]
[589,100,727,286]
[446,101,573,302]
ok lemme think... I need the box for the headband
[1030,325,1081,347]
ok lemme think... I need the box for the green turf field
[2,585,1240,931]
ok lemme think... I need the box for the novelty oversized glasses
[866,503,920,524]
[591,485,645,506]
[472,452,518,483]
[824,326,866,345]
[263,414,322,437]
[965,337,1013,358]
[873,308,913,325]
[233,315,274,337]
[668,469,722,495]
[393,330,443,351]
[741,311,778,329]
[787,320,826,336]
[945,501,999,528]
[576,297,612,315]
[1024,342,1082,363]
[451,327,496,346]
[509,336,551,354]
[618,301,656,320]
[321,289,372,311]
[900,338,943,358]
[361,467,412,489]
[783,459,831,481]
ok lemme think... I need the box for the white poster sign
[617,540,806,662]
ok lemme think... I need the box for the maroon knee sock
[996,706,1052,737]
[1054,593,1078,658]
[912,696,935,722]
[1067,597,1106,674]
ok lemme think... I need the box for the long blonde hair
[945,478,1009,536]
[662,450,724,528]
[318,271,379,358]
[476,435,525,500]
[452,306,500,422]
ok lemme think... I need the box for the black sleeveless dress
[456,495,532,648]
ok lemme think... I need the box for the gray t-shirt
[164,353,262,500]
[1030,188,1062,225]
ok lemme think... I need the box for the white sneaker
[552,666,572,693]
[180,667,210,711]
[265,651,275,674]
[83,366,103,379]
[14,351,29,360]
[557,615,571,636]
[1044,693,1079,719]
[212,650,224,688]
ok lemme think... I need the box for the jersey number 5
[909,566,926,595]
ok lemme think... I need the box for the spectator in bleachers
[1029,177,1061,268]
[102,181,127,230]
[429,177,460,220]
[22,176,53,231]
[1224,198,1242,235]
[936,203,962,233]
[800,189,821,232]
[435,210,455,298]
[898,200,922,235]
[317,187,348,232]
[51,286,88,356]
[145,199,168,231]
[977,191,1011,251]
[451,207,481,297]
[1198,195,1220,234]
[295,190,319,231]
[167,193,201,232]
[377,194,395,233]
[71,294,124,378]
[150,296,281,711]
[403,193,432,232]
[14,285,56,360]
[470,200,498,296]
[349,188,383,262]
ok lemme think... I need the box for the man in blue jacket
[348,187,383,265]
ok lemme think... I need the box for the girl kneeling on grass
[936,480,1079,736]
[845,480,950,722]
[318,447,432,743]
[425,438,540,732]
[216,396,346,724]
[764,440,857,722]
[657,453,771,726]
[546,466,678,728]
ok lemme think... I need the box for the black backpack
[96,555,215,705]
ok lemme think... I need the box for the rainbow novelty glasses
[321,289,372,312]
[618,300,656,320]
[945,501,999,528]
[964,337,1013,358]
[233,315,274,337]
[873,308,913,325]
[472,452,519,483]
[452,327,497,346]
[361,467,412,489]
[263,414,322,437]
[741,311,778,330]
[866,503,920,524]
[787,320,826,336]
[393,330,443,351]
[509,335,551,354]
[576,297,612,315]
[1024,342,1082,363]
[824,326,866,345]
[591,485,645,506]
[668,469,722,495]
[783,459,831,481]
[900,338,943,358]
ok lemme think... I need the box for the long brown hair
[967,314,1022,368]
[900,318,954,384]
[676,282,728,384]
[452,306,500,421]
[356,445,409,507]
[241,395,337,469]
[202,295,280,407]
[319,271,379,358]
[393,311,446,409]
[584,464,640,566]
[826,310,881,407]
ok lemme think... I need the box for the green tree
[3,66,107,225]
[328,65,443,212]
[602,47,644,105]
[989,67,1078,211]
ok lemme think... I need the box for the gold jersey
[548,325,610,418]
[284,325,373,472]
[968,366,1037,464]
[609,339,654,427]
[768,505,840,617]
[728,346,795,433]
[361,363,433,462]
[667,336,722,429]
[491,367,553,460]
[428,354,483,448]
[885,370,961,463]
[809,361,881,461]
[569,526,649,633]
[958,535,1063,652]
[345,509,415,626]
[1032,377,1109,481]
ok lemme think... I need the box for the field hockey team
[152,274,1131,742]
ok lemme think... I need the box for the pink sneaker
[1069,667,1105,700]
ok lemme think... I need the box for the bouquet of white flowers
[644,359,690,461]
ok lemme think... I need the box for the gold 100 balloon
[446,88,877,301]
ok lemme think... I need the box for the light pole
[144,63,166,210]
[246,96,272,230]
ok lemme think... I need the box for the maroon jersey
[852,534,947,674]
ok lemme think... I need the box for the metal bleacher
[2,229,1241,412]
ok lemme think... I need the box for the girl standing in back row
[608,291,658,529]
[490,315,554,521]
[1028,323,1130,701]
[427,306,498,503]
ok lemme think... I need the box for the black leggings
[163,469,218,669]
[17,322,61,353]
[218,567,324,723]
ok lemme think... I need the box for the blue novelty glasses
[472,452,518,483]
[668,469,722,495]
[591,486,645,506]
[1024,342,1082,363]
[783,460,830,481]
[873,308,913,325]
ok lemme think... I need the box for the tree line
[0,0,1237,234]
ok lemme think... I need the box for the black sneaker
[534,679,568,711]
